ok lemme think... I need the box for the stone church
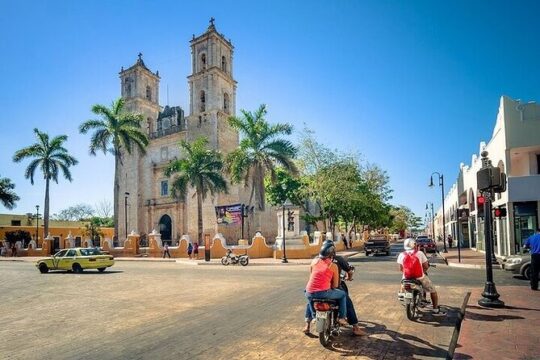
[116,20,274,244]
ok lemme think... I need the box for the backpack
[402,250,423,279]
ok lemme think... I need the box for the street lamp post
[124,192,130,243]
[429,172,448,253]
[35,205,40,246]
[281,199,293,264]
[426,202,435,240]
[477,151,504,308]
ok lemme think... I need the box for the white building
[433,96,540,256]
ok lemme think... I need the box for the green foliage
[13,128,78,237]
[0,175,20,210]
[82,217,105,242]
[226,104,298,211]
[389,206,421,233]
[296,126,394,233]
[265,168,303,206]
[5,230,31,246]
[53,203,95,221]
[79,97,148,157]
[165,137,227,243]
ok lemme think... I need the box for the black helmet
[319,240,336,258]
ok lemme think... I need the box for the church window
[124,79,132,97]
[223,93,230,113]
[201,53,206,71]
[147,117,153,134]
[160,180,169,196]
[146,86,152,101]
[160,147,168,161]
[200,91,206,112]
[221,56,227,73]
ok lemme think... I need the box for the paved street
[0,244,528,360]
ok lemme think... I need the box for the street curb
[447,291,471,360]
[447,261,501,270]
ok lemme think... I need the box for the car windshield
[79,248,102,256]
[416,239,433,244]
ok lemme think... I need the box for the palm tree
[79,97,148,239]
[0,175,20,209]
[226,104,298,211]
[165,137,228,244]
[13,129,78,237]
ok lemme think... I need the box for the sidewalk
[440,246,501,269]
[454,286,540,360]
[0,249,360,266]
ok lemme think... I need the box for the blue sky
[1,0,540,221]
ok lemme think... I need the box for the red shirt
[306,258,334,293]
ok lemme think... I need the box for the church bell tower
[187,18,238,153]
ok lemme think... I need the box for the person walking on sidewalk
[187,242,193,259]
[447,234,453,249]
[524,228,540,291]
[193,242,199,259]
[163,243,171,258]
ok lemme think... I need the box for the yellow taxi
[36,247,115,273]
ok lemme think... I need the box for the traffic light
[477,195,485,217]
[494,207,507,218]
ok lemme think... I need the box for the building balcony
[507,175,540,202]
[149,124,185,140]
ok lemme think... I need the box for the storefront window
[513,202,538,253]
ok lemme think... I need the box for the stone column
[125,230,140,256]
[43,233,54,256]
[148,229,162,257]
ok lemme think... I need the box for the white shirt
[397,249,428,279]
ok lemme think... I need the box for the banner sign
[215,204,242,225]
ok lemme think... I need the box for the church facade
[116,21,273,244]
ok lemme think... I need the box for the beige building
[117,20,274,244]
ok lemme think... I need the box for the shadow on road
[324,320,448,358]
[42,270,123,275]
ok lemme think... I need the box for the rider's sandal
[352,327,367,336]
[302,324,310,334]
[337,318,349,326]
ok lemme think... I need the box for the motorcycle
[221,249,249,266]
[312,266,354,347]
[398,264,435,320]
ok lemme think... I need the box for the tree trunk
[113,152,120,242]
[197,187,203,245]
[44,177,50,239]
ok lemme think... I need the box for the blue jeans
[305,289,347,319]
[305,293,358,325]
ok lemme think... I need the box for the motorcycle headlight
[506,258,523,265]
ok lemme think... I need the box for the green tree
[165,137,228,244]
[13,129,78,237]
[226,104,298,212]
[79,97,148,239]
[53,203,95,221]
[82,217,105,245]
[0,175,20,210]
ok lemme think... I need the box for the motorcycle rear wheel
[406,293,417,320]
[319,312,334,347]
[239,257,249,266]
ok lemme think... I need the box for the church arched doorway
[159,215,172,245]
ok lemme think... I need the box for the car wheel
[72,263,83,273]
[98,267,106,273]
[38,263,49,274]
[523,265,531,280]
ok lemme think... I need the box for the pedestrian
[524,227,540,291]
[341,233,349,249]
[187,242,193,259]
[193,242,199,259]
[11,243,17,257]
[447,235,453,249]
[163,243,171,258]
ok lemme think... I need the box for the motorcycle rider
[304,238,365,336]
[397,238,446,315]
[304,240,349,333]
